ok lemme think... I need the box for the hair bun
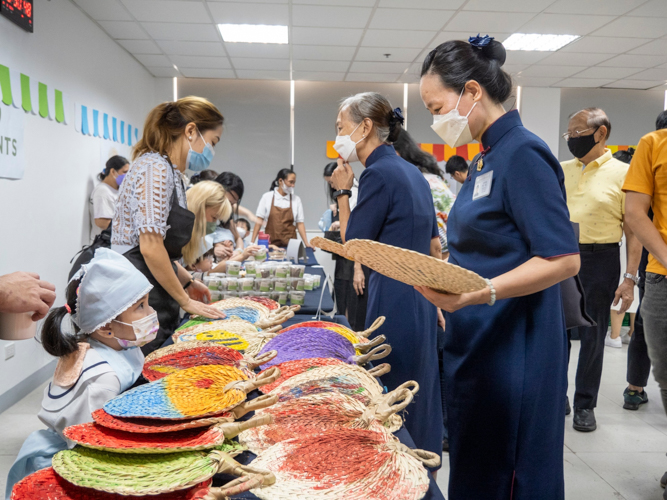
[468,34,506,66]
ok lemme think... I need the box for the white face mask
[333,122,365,163]
[237,227,247,239]
[113,311,159,349]
[431,88,477,148]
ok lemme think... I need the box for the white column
[519,87,561,157]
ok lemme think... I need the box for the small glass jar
[304,275,314,291]
[258,279,273,293]
[290,278,305,291]
[275,263,290,278]
[226,261,241,276]
[312,274,321,289]
[209,290,223,302]
[257,263,272,279]
[289,291,306,306]
[223,291,238,299]
[254,247,267,262]
[225,277,239,291]
[238,291,250,298]
[204,276,221,291]
[274,278,288,292]
[277,291,288,305]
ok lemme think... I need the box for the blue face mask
[186,130,215,172]
[116,173,126,187]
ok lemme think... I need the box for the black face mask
[567,127,599,159]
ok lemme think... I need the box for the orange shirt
[622,129,667,275]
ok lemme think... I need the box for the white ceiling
[71,0,667,89]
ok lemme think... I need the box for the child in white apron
[6,248,158,497]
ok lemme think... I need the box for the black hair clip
[468,34,494,48]
[392,107,405,125]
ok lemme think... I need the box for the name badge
[472,170,493,200]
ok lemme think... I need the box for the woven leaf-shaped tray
[269,363,406,405]
[259,328,391,367]
[242,296,280,310]
[278,316,385,343]
[251,429,439,500]
[239,389,411,455]
[192,299,298,329]
[344,239,487,294]
[104,365,280,420]
[311,236,349,259]
[143,342,276,382]
[63,416,269,453]
[91,394,278,433]
[10,467,214,500]
[52,447,275,496]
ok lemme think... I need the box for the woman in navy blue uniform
[416,37,581,499]
[330,92,443,464]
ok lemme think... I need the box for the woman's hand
[437,308,446,329]
[353,263,365,296]
[329,221,341,231]
[415,286,490,313]
[180,298,226,319]
[187,279,211,303]
[330,204,338,217]
[242,245,261,260]
[214,243,234,261]
[331,159,355,191]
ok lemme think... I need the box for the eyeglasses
[562,127,596,141]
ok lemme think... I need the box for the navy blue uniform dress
[346,144,443,461]
[444,111,579,499]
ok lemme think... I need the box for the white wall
[0,0,163,406]
[520,87,561,156]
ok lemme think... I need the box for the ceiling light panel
[503,33,580,51]
[218,24,288,44]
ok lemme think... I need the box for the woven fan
[278,316,385,343]
[176,319,264,338]
[250,429,440,500]
[269,363,410,405]
[104,365,280,420]
[143,342,277,382]
[311,236,350,259]
[64,415,270,454]
[259,328,391,368]
[177,317,213,331]
[270,327,386,357]
[258,358,346,394]
[344,238,487,294]
[52,447,275,496]
[242,296,280,310]
[193,299,299,329]
[92,394,278,434]
[172,320,281,357]
[239,388,412,455]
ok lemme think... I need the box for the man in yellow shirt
[561,108,642,433]
[624,127,667,500]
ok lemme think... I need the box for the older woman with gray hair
[330,91,443,465]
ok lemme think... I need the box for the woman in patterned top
[111,97,226,354]
[393,128,455,258]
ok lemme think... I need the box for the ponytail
[41,279,84,357]
[270,168,293,191]
[133,97,224,161]
[98,155,129,182]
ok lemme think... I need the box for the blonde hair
[133,96,223,161]
[183,181,232,266]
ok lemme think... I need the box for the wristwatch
[333,189,352,199]
[183,278,195,290]
[623,272,640,286]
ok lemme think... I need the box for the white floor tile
[563,452,626,499]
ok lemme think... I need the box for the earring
[189,136,192,140]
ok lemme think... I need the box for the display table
[159,313,445,500]
[294,266,334,315]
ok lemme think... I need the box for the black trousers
[627,250,652,387]
[568,245,620,409]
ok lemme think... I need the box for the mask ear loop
[458,87,477,118]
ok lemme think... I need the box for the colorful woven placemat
[345,238,487,294]
[10,467,213,500]
[250,429,439,500]
[104,365,280,419]
[192,300,296,329]
[258,358,345,394]
[238,389,411,455]
[242,296,280,310]
[259,328,391,368]
[63,416,269,453]
[91,394,279,433]
[278,316,385,343]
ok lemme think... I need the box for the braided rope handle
[402,447,442,469]
[230,394,279,419]
[256,308,295,329]
[366,363,391,378]
[212,453,276,487]
[205,475,264,499]
[358,316,386,338]
[245,350,277,370]
[373,387,414,422]
[223,366,281,394]
[354,334,386,353]
[395,380,420,397]
[213,414,273,439]
[354,344,392,365]
[263,325,283,334]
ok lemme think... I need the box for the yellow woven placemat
[344,239,486,294]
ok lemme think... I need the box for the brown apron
[265,192,297,247]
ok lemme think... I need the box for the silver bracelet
[623,272,639,286]
[485,278,496,306]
